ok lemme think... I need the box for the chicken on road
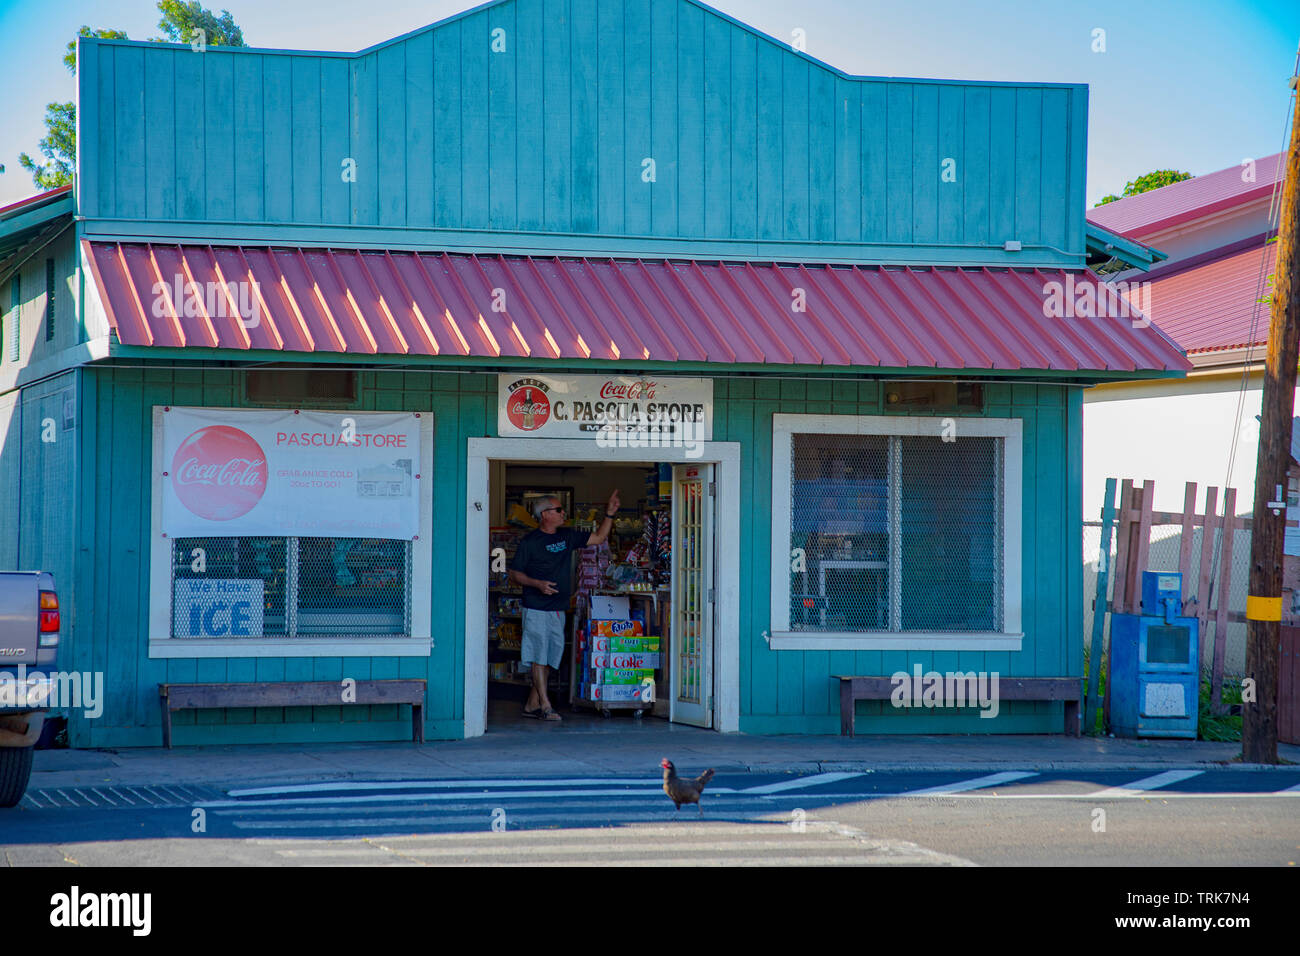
[661,758,716,816]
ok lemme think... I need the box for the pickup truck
[0,571,61,808]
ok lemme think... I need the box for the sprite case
[589,635,660,653]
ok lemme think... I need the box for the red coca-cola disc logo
[506,386,550,431]
[171,425,268,521]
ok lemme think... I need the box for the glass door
[670,464,713,727]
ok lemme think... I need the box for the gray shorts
[521,607,566,669]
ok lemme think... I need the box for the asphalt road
[3,768,1298,866]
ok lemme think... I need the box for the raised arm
[587,488,621,547]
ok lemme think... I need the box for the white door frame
[465,437,741,738]
[669,463,714,727]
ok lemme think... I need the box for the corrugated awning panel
[83,241,1191,373]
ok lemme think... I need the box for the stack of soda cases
[578,617,660,703]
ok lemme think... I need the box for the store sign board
[160,407,421,539]
[173,579,265,638]
[497,375,712,444]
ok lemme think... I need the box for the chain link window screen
[791,434,890,630]
[900,436,1002,631]
[172,536,411,638]
[789,432,1003,632]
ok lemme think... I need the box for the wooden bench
[833,676,1081,737]
[158,679,426,748]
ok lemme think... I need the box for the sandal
[540,708,563,721]
[522,706,543,719]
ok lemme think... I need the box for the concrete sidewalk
[28,722,1300,792]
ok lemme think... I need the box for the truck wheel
[0,745,35,808]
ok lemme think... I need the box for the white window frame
[147,406,434,658]
[769,413,1022,651]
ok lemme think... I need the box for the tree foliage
[1095,169,1193,206]
[17,4,246,190]
[21,27,129,188]
[17,103,76,190]
[153,1,245,47]
[64,26,129,74]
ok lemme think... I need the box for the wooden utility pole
[1243,69,1300,764]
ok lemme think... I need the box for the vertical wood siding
[70,366,1080,744]
[717,378,1082,734]
[71,366,492,747]
[80,0,1086,257]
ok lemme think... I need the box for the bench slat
[158,680,426,748]
[161,680,424,709]
[832,675,1081,737]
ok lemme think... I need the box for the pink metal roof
[1136,236,1277,355]
[82,241,1190,373]
[1086,153,1283,239]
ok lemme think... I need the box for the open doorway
[483,459,716,733]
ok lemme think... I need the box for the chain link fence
[1083,520,1251,674]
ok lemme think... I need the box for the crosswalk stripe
[253,823,976,866]
[740,772,864,794]
[228,777,671,797]
[203,786,738,809]
[744,787,1300,801]
[232,810,761,831]
[896,771,1037,796]
[214,795,756,817]
[1087,769,1204,798]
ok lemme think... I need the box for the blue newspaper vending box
[1110,571,1199,738]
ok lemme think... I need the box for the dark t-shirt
[510,527,592,611]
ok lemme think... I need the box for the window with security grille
[790,434,890,630]
[899,436,1002,631]
[170,535,411,638]
[776,414,1018,638]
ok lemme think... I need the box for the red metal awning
[82,241,1190,373]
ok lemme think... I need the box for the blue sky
[1,0,1296,209]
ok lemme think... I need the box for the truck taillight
[39,590,59,633]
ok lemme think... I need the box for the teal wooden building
[0,0,1187,748]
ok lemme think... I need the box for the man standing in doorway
[509,489,620,720]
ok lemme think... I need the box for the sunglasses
[543,506,565,514]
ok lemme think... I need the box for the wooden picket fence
[1087,478,1258,733]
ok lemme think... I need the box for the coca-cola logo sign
[505,379,551,432]
[171,425,268,521]
[599,379,658,400]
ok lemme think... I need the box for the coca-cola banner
[497,374,713,443]
[160,407,422,539]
